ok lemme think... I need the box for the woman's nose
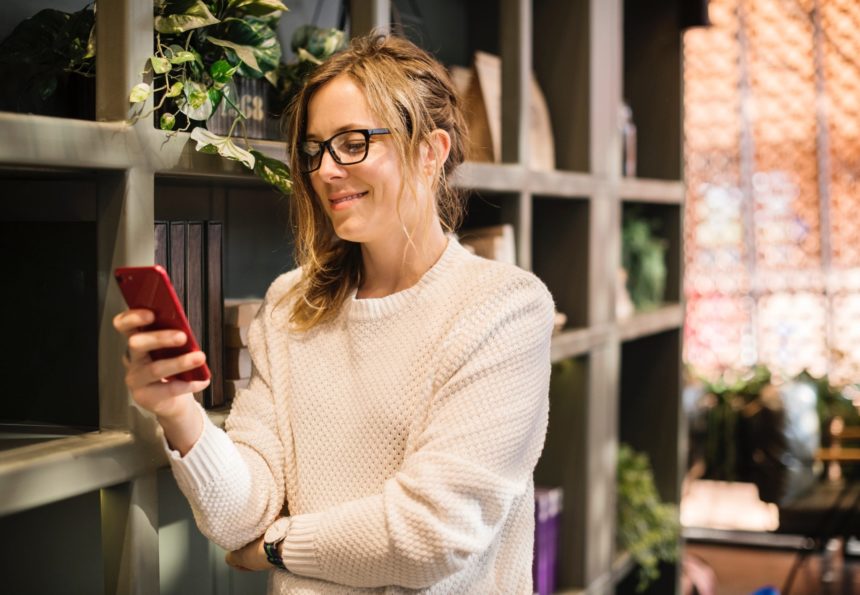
[317,147,346,180]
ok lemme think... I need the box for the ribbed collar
[347,237,467,321]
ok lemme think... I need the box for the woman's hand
[113,308,210,453]
[225,537,270,572]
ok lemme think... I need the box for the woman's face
[306,74,417,245]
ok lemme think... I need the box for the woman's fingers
[113,309,154,336]
[127,329,187,355]
[126,351,207,389]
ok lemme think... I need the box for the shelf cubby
[623,0,683,181]
[533,356,590,591]
[619,330,684,504]
[621,201,682,306]
[0,490,104,593]
[533,0,591,173]
[533,196,590,331]
[155,177,295,299]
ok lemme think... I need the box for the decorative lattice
[683,0,860,386]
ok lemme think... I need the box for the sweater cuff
[282,512,324,578]
[163,404,244,492]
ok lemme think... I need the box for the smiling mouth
[330,191,368,206]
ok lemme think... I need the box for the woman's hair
[281,34,469,331]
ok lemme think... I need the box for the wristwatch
[263,516,291,570]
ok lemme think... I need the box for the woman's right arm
[112,308,211,455]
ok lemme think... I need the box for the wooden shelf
[618,303,684,342]
[0,430,163,516]
[530,169,598,198]
[0,112,142,170]
[150,130,286,180]
[452,161,526,193]
[618,177,685,204]
[551,325,611,362]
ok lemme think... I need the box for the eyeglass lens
[301,130,369,172]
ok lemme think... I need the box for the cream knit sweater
[166,238,555,593]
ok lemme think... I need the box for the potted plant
[128,1,345,193]
[621,206,667,312]
[0,3,95,118]
[616,443,680,592]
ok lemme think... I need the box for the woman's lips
[329,191,367,210]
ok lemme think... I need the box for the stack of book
[223,299,263,401]
[533,486,563,595]
[155,220,224,409]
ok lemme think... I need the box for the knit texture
[165,238,555,593]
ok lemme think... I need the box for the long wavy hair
[281,34,469,331]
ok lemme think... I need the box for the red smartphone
[114,265,211,382]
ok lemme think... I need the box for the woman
[114,34,555,593]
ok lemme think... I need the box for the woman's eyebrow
[305,123,376,140]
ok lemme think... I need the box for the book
[224,347,252,380]
[533,486,563,595]
[224,298,263,328]
[458,224,517,265]
[224,324,250,349]
[154,220,168,269]
[186,221,206,405]
[206,221,225,406]
[168,221,186,310]
[450,51,555,170]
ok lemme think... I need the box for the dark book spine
[206,221,225,407]
[154,220,169,269]
[186,221,205,406]
[168,221,186,311]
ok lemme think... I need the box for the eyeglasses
[298,128,391,173]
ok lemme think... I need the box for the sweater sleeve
[280,275,555,589]
[164,288,291,552]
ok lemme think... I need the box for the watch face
[265,517,290,543]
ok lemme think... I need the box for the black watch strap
[264,538,287,570]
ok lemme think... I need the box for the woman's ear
[421,128,452,177]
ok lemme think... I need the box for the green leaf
[129,82,151,103]
[167,49,197,65]
[207,36,261,73]
[178,80,214,120]
[227,0,289,16]
[160,113,177,130]
[251,150,292,194]
[166,81,184,97]
[155,0,220,34]
[150,56,172,74]
[210,59,239,86]
[190,128,256,169]
[207,17,281,78]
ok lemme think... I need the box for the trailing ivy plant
[127,1,344,194]
[616,443,680,592]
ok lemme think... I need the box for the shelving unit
[0,0,685,593]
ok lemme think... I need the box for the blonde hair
[281,34,469,331]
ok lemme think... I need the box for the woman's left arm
[278,278,555,589]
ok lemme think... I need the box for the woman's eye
[344,142,367,154]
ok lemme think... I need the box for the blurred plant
[622,207,667,311]
[617,443,680,592]
[0,3,95,114]
[698,364,773,481]
[274,24,345,107]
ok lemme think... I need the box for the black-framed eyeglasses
[298,128,391,173]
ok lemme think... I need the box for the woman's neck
[356,221,448,299]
